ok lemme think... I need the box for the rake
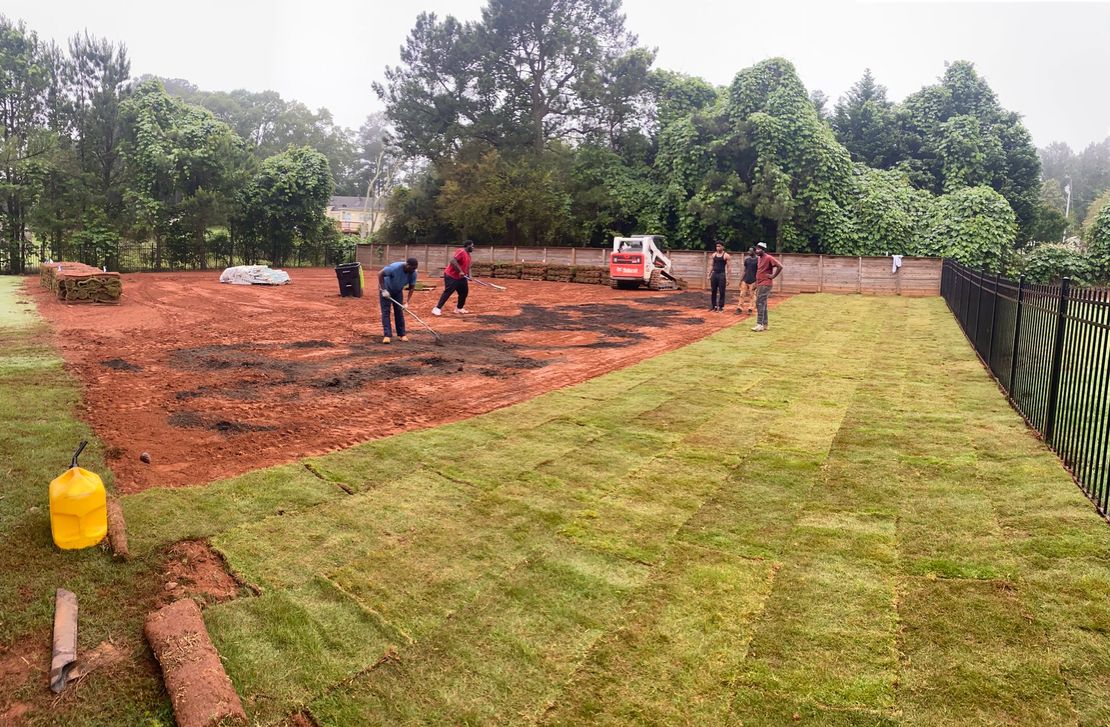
[387,295,444,346]
[465,275,507,291]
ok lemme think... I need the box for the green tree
[832,69,897,168]
[234,146,333,266]
[437,144,573,245]
[1082,190,1110,237]
[379,171,455,245]
[1044,140,1110,224]
[1026,204,1068,243]
[379,0,646,158]
[728,58,861,252]
[0,16,54,273]
[1087,203,1110,270]
[119,80,250,268]
[890,61,1040,239]
[568,143,661,245]
[148,77,359,195]
[68,32,130,223]
[648,69,718,132]
[918,185,1017,269]
[850,166,933,255]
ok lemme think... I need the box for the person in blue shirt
[377,257,419,344]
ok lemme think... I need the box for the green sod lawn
[2,276,1110,725]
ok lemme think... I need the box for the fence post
[1045,277,1071,445]
[986,272,1000,371]
[818,255,824,292]
[571,247,577,265]
[974,268,986,348]
[1008,276,1024,395]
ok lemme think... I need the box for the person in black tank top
[736,247,757,314]
[708,242,729,311]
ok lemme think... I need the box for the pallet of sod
[545,264,573,282]
[42,262,123,304]
[572,266,602,284]
[521,263,547,281]
[492,263,523,279]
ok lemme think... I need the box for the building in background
[325,196,388,237]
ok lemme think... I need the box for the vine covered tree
[234,146,334,266]
[119,80,250,268]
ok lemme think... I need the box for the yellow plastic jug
[49,441,107,550]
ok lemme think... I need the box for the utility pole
[1062,177,1072,244]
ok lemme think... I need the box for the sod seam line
[539,319,870,721]
[302,461,354,495]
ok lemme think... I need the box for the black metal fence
[941,259,1110,520]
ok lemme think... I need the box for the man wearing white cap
[752,242,783,332]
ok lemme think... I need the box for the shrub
[918,186,1016,270]
[1017,243,1095,284]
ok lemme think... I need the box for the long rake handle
[388,296,442,340]
[466,276,506,291]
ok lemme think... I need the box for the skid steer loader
[608,235,686,290]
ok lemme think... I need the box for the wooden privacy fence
[357,244,942,296]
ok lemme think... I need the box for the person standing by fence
[752,242,783,332]
[708,242,730,311]
[736,247,757,314]
[432,240,474,316]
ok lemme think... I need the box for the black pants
[436,275,469,310]
[710,273,727,309]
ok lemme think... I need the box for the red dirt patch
[161,540,242,606]
[28,269,787,492]
[0,635,48,725]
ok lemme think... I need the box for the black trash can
[335,262,364,298]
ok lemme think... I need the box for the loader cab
[609,235,678,289]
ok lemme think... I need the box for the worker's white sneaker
[431,307,442,316]
[382,336,391,344]
[398,335,409,342]
[751,324,765,332]
[455,308,469,314]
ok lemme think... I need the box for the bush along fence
[10,237,357,275]
[942,259,1110,521]
[358,244,942,295]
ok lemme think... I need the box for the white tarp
[219,265,291,286]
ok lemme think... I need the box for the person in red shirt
[752,241,783,332]
[432,240,474,316]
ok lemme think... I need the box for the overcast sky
[5,0,1109,150]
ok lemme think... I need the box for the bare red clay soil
[28,268,784,492]
[160,540,244,606]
